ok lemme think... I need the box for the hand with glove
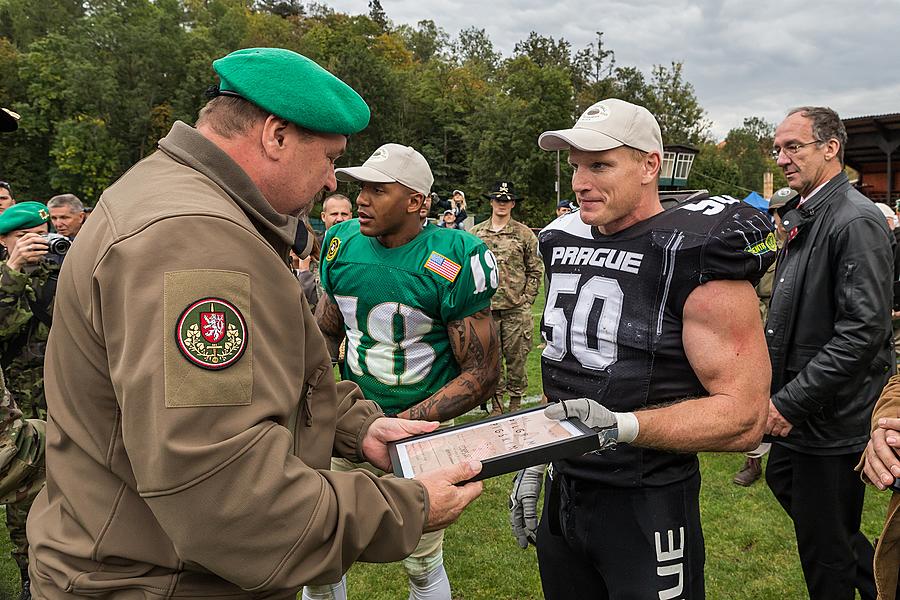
[508,464,546,549]
[544,398,640,450]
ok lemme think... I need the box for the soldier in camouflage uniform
[0,111,48,600]
[470,181,542,414]
[0,202,60,421]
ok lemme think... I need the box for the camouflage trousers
[491,306,533,413]
[0,418,45,571]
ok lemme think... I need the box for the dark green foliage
[0,0,714,226]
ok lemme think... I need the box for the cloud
[323,0,900,139]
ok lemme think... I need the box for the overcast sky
[324,0,899,140]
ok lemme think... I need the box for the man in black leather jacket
[765,106,894,600]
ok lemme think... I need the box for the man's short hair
[48,193,84,213]
[195,96,272,139]
[0,181,11,195]
[322,193,351,211]
[787,106,847,165]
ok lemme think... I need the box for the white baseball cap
[538,98,663,155]
[335,143,433,196]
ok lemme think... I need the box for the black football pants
[765,443,876,600]
[536,471,705,599]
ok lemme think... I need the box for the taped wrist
[613,411,639,443]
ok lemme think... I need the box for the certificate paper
[389,406,600,481]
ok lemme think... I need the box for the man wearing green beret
[27,48,483,599]
[0,201,56,422]
[0,106,48,600]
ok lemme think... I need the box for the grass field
[0,290,889,598]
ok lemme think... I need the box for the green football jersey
[321,220,498,414]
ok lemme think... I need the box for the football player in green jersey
[309,144,500,600]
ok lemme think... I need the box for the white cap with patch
[538,98,663,155]
[335,143,433,196]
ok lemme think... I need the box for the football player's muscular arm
[397,308,500,422]
[633,279,769,452]
[314,293,345,358]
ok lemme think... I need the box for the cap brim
[334,165,398,185]
[0,108,19,133]
[538,128,623,152]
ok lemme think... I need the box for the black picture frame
[388,405,600,483]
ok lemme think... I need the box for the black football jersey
[539,195,775,487]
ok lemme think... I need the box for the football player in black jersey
[508,98,776,599]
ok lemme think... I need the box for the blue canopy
[743,191,768,212]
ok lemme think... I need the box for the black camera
[42,232,71,265]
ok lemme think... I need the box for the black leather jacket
[766,172,895,453]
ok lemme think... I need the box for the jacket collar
[157,121,312,258]
[778,172,849,232]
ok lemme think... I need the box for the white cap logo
[369,148,389,162]
[776,188,792,197]
[578,103,611,123]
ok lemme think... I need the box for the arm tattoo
[314,294,345,344]
[403,308,500,422]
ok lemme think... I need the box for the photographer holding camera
[0,201,67,421]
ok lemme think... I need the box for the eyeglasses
[772,140,823,159]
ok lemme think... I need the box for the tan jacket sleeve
[97,215,426,590]
[857,374,900,481]
[523,228,543,305]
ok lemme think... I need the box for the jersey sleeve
[440,238,497,323]
[667,199,776,312]
[319,225,341,300]
[699,204,776,286]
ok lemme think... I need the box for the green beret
[213,48,370,135]
[0,201,49,235]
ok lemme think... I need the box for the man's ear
[642,152,661,184]
[409,192,425,215]
[823,138,841,162]
[260,115,291,159]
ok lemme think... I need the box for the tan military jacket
[858,374,900,600]
[27,122,427,599]
[469,218,542,310]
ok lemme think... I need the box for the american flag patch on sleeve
[423,251,461,282]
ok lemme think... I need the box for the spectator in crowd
[420,192,434,226]
[47,193,85,240]
[0,104,46,600]
[0,181,15,214]
[26,47,482,599]
[437,209,463,229]
[312,143,499,600]
[765,106,892,600]
[432,190,468,229]
[733,186,797,487]
[321,193,353,230]
[555,199,574,217]
[0,202,57,421]
[82,205,93,221]
[293,221,322,311]
[470,181,542,414]
[860,376,900,599]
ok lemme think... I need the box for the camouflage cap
[213,48,370,135]
[0,201,49,234]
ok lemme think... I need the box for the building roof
[842,112,900,168]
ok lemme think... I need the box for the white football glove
[508,464,546,549]
[544,398,639,449]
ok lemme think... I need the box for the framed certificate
[388,405,600,482]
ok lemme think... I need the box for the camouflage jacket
[470,218,542,310]
[0,365,45,507]
[0,260,58,419]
